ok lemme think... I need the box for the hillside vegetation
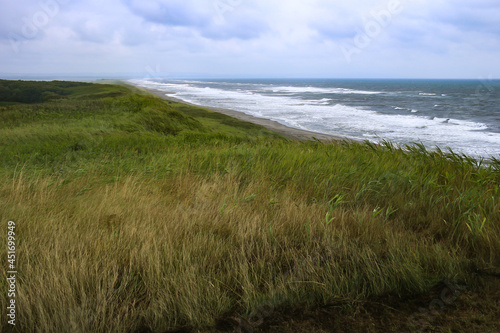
[0,80,499,332]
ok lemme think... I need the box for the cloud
[431,2,500,36]
[122,0,210,28]
[122,0,268,41]
[0,0,57,42]
[0,0,499,78]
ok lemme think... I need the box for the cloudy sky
[1,0,499,79]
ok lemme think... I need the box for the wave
[301,98,333,105]
[130,79,500,157]
[271,85,383,95]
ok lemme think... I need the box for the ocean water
[130,78,500,159]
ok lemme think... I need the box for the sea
[129,78,500,159]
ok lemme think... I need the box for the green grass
[0,80,499,332]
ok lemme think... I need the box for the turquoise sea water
[131,78,500,158]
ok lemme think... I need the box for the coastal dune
[139,86,349,142]
[1,80,499,333]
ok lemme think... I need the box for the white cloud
[0,0,499,78]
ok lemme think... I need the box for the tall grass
[0,81,499,332]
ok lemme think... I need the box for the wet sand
[135,85,353,142]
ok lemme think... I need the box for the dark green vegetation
[0,79,93,104]
[0,80,499,332]
[0,80,280,173]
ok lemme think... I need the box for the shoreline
[132,84,353,142]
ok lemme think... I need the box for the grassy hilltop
[0,80,499,332]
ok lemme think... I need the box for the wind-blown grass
[0,80,499,332]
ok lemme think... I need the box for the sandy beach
[135,85,351,142]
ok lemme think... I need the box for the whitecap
[271,86,382,95]
[129,79,500,158]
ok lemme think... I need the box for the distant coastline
[132,83,352,142]
[127,78,500,159]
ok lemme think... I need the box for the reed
[0,80,498,332]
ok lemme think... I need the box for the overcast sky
[1,0,499,79]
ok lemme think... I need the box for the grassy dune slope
[0,80,499,332]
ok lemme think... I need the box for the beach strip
[135,85,351,142]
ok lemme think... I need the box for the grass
[0,80,499,332]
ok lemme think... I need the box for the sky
[1,0,500,79]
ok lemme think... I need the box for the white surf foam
[270,85,383,95]
[130,79,500,158]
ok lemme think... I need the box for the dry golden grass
[1,81,499,332]
[0,168,476,332]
